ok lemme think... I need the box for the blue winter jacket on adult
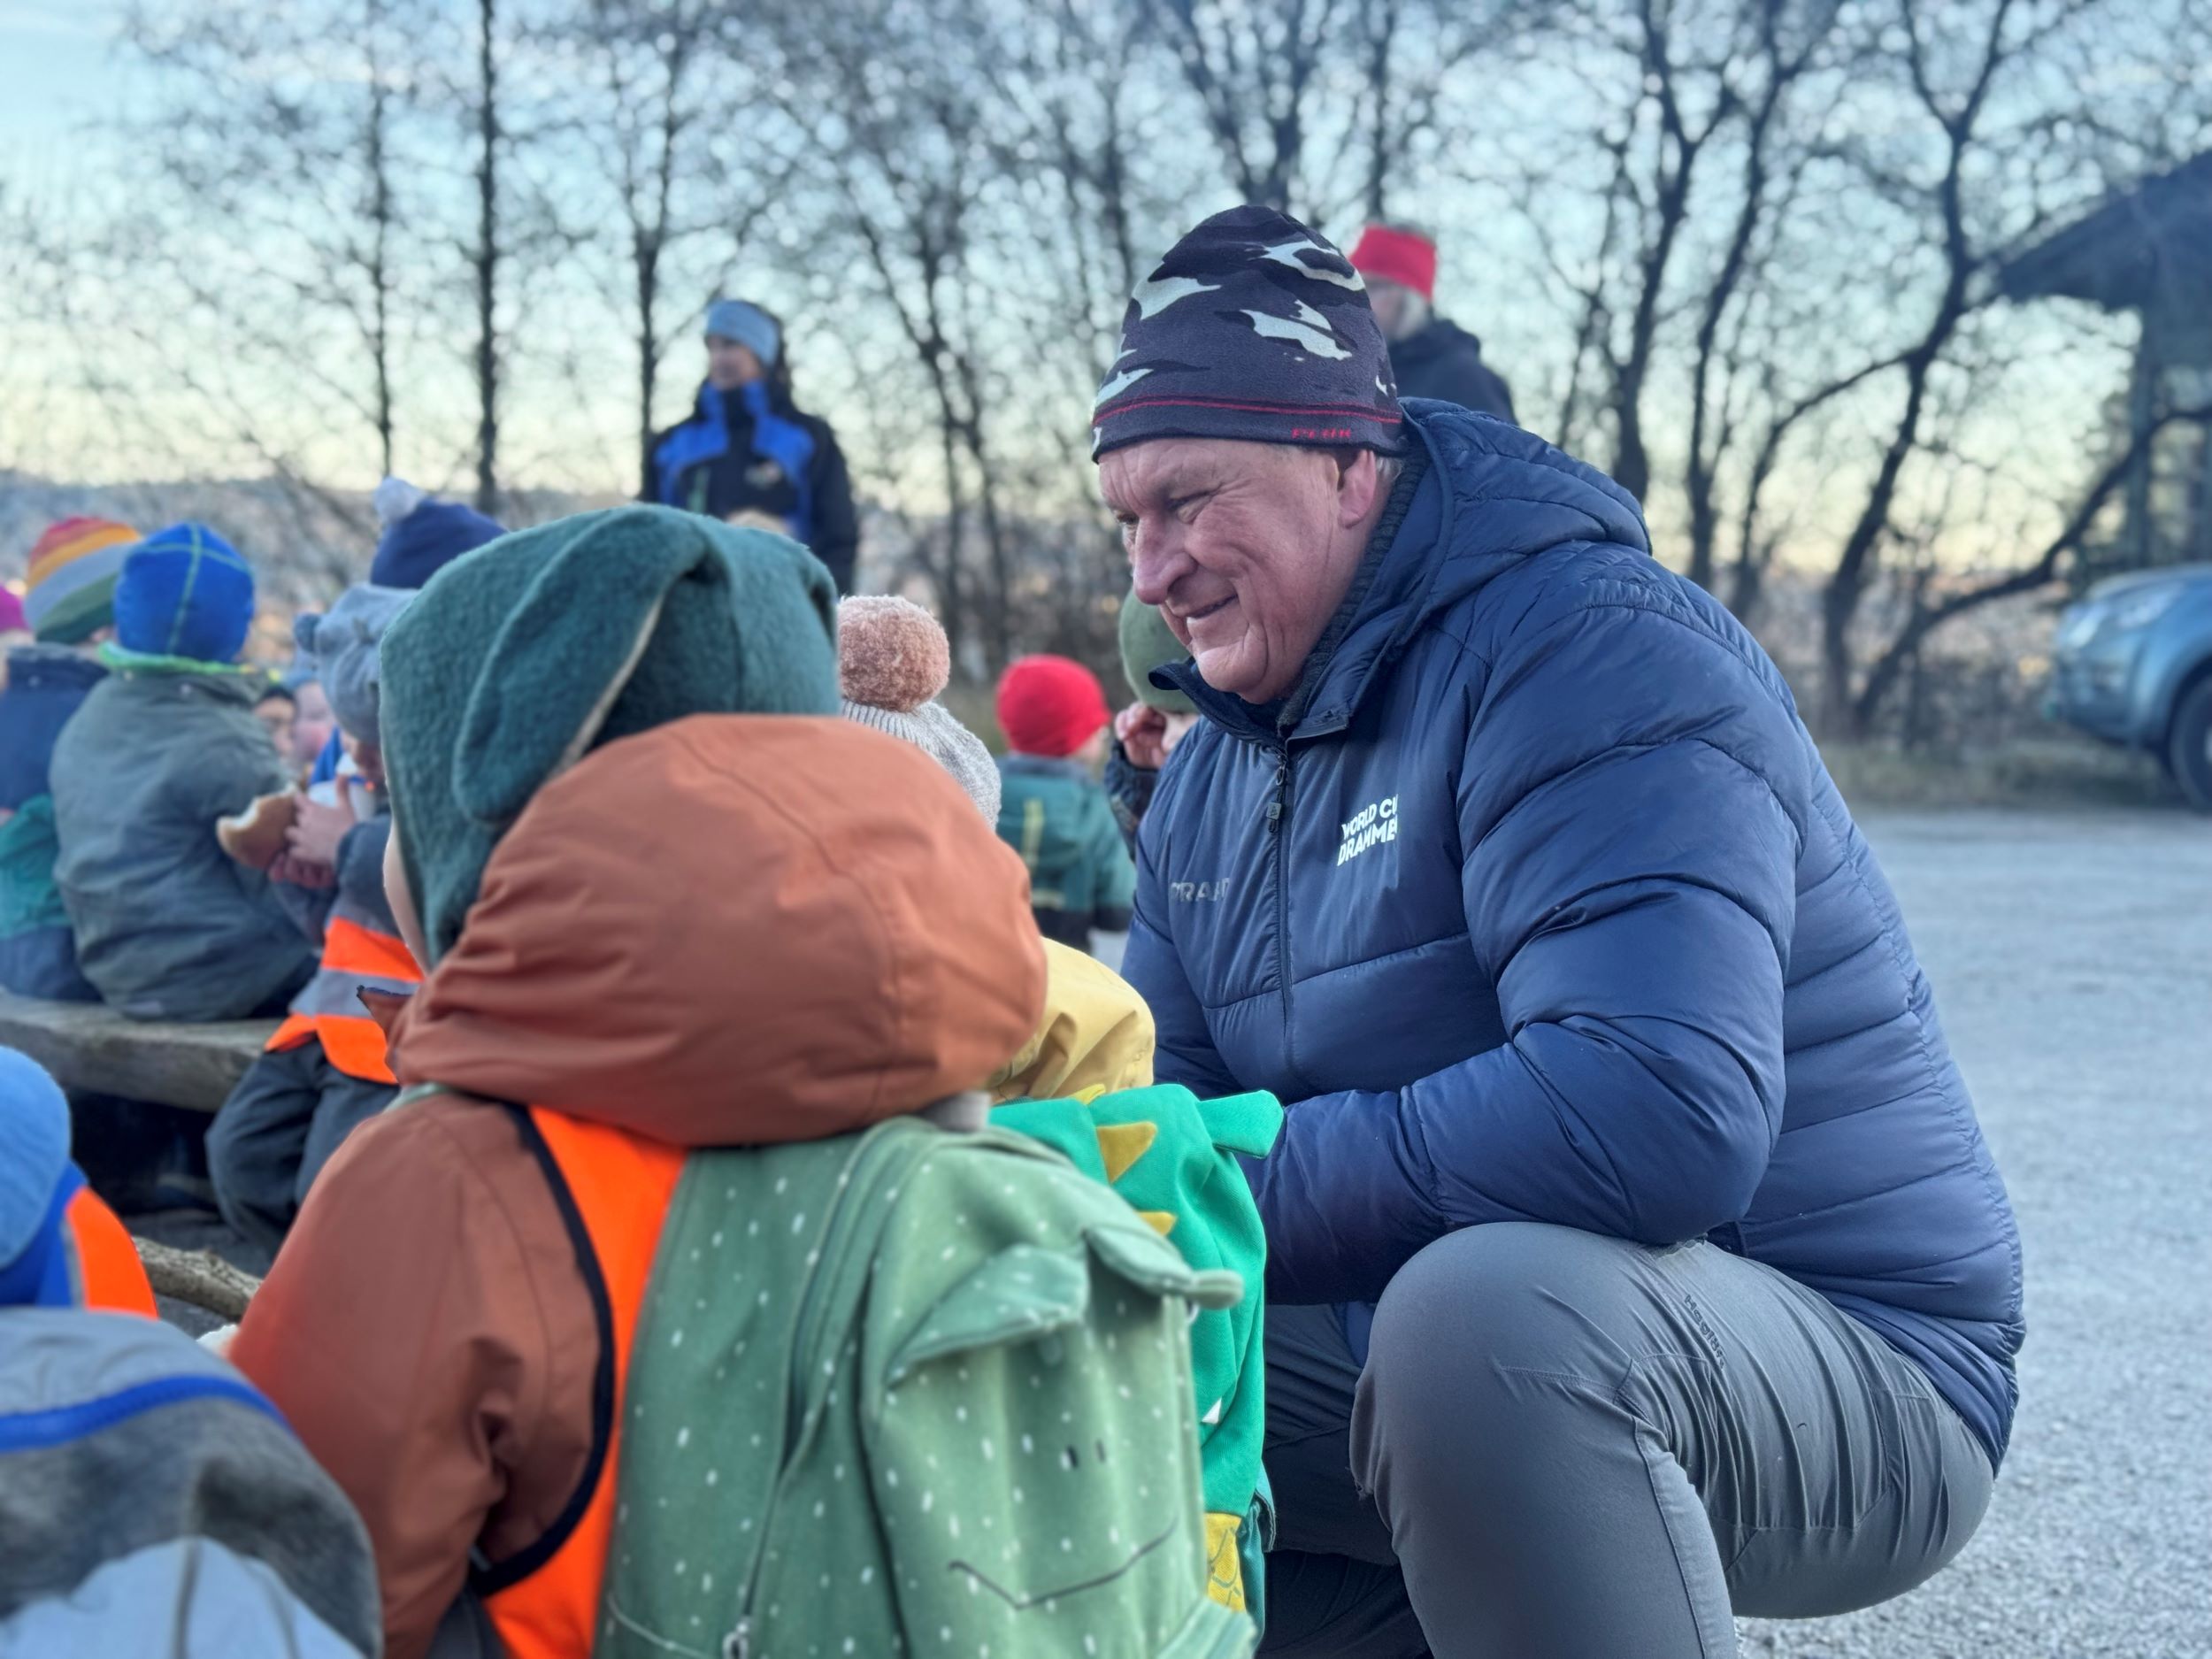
[1123,403,2024,1466]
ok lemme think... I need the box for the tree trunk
[934,416,969,670]
[1726,542,1768,626]
[472,0,501,518]
[1362,0,1396,220]
[366,63,396,480]
[1818,571,1863,738]
[636,238,660,499]
[2121,311,2160,574]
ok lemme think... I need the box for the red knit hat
[995,655,1110,758]
[1348,225,1437,301]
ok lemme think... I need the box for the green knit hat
[380,505,839,966]
[1117,588,1195,714]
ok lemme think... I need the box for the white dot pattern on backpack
[603,1138,1222,1659]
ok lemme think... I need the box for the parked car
[2047,564,2212,810]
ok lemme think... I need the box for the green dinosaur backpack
[594,1113,1256,1659]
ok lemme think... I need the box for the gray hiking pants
[1261,1223,1996,1659]
[206,1042,395,1253]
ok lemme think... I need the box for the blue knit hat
[704,299,781,369]
[1092,205,1403,459]
[370,477,506,591]
[0,1047,70,1276]
[111,524,257,664]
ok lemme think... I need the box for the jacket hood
[389,715,1047,1148]
[1164,403,1650,741]
[5,643,107,694]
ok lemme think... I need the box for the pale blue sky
[0,0,130,148]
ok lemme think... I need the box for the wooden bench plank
[0,988,273,1113]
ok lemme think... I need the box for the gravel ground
[1741,808,2212,1659]
[136,808,2211,1655]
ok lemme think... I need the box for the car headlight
[2056,606,2104,649]
[2107,583,2185,633]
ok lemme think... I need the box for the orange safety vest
[65,1181,157,1317]
[266,893,423,1084]
[477,1106,685,1659]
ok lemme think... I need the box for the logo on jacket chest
[745,458,788,489]
[1336,795,1398,866]
[1170,878,1234,902]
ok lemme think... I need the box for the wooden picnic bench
[0,987,274,1114]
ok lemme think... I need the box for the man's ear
[1329,447,1386,527]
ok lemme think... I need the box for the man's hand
[285,796,357,872]
[1116,702,1171,771]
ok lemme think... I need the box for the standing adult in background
[1102,205,2018,1657]
[1348,223,1517,423]
[647,298,862,594]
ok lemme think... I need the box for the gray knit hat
[837,595,1001,822]
[293,582,415,749]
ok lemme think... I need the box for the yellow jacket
[987,939,1155,1103]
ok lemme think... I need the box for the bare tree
[1144,0,1354,214]
[98,0,420,479]
[1349,0,1532,220]
[764,0,1006,661]
[470,0,503,515]
[535,0,798,494]
[1853,402,2212,726]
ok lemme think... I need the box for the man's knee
[1367,1221,1658,1387]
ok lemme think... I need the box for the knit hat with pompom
[838,595,1000,822]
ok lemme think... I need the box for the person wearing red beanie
[995,654,1111,760]
[993,656,1132,951]
[1348,223,1518,424]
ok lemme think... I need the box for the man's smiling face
[1102,437,1379,704]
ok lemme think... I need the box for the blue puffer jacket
[1123,403,2023,1465]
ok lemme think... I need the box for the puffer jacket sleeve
[1087,786,1137,933]
[1124,773,1240,1101]
[1251,595,1809,1304]
[1103,741,1157,854]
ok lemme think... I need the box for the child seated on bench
[49,526,314,1021]
[0,1044,380,1657]
[231,511,1245,1659]
[0,518,135,1001]
[208,585,420,1251]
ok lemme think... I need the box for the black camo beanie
[1091,205,1404,460]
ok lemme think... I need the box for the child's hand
[1116,702,1171,771]
[268,852,336,890]
[286,795,357,870]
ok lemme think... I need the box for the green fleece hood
[379,505,838,965]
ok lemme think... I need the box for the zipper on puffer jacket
[1268,742,1301,1087]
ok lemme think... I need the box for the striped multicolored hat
[25,518,140,645]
